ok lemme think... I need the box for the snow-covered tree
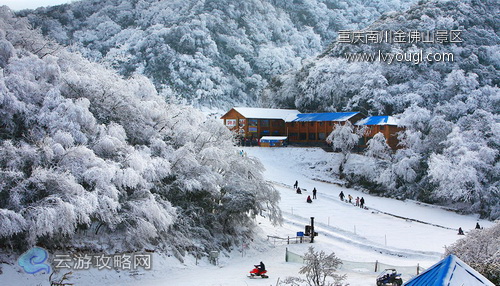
[326,121,360,154]
[0,8,281,256]
[326,121,362,177]
[279,247,347,286]
[299,246,347,286]
[365,132,391,160]
[445,221,500,285]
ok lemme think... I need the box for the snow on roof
[355,115,398,126]
[404,254,495,286]
[286,112,359,122]
[233,107,300,120]
[260,136,288,141]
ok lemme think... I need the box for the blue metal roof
[404,255,494,286]
[355,115,398,125]
[289,112,359,122]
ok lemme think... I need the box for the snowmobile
[248,265,269,279]
[376,269,403,286]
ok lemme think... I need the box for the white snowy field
[0,147,494,286]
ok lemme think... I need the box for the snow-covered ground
[1,147,494,286]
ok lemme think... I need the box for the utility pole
[310,217,315,243]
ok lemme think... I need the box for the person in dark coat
[296,187,302,194]
[312,188,317,199]
[360,197,365,208]
[255,261,266,275]
[306,195,312,203]
[259,261,265,271]
[293,180,298,189]
[339,191,345,201]
[475,222,481,229]
[458,227,464,235]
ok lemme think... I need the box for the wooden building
[286,112,364,142]
[355,116,403,150]
[220,107,300,139]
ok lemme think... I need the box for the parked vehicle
[376,269,403,286]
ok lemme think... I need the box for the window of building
[309,133,316,140]
[299,133,307,140]
[319,122,323,126]
[249,119,258,127]
[261,120,269,127]
[225,119,236,127]
[380,125,385,130]
[301,122,306,127]
[318,133,326,140]
[310,122,314,126]
[238,119,246,127]
[272,120,284,127]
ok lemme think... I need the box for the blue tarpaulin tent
[403,254,494,286]
[260,136,287,147]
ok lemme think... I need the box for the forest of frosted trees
[0,8,281,256]
[265,0,499,219]
[19,0,415,109]
[1,0,498,260]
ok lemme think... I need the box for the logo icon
[18,247,51,274]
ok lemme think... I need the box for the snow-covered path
[140,147,493,285]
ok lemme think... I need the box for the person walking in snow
[306,195,312,203]
[360,197,365,208]
[312,188,317,199]
[339,191,345,201]
[348,194,352,203]
[296,187,302,194]
[458,227,464,235]
[355,197,360,206]
[293,180,298,189]
[475,222,481,229]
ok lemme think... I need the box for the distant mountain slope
[264,0,500,219]
[18,0,414,108]
[265,0,499,113]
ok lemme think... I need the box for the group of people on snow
[294,180,317,203]
[458,222,482,235]
[295,181,367,208]
[339,191,365,209]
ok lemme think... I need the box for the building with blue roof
[286,112,364,142]
[287,112,360,122]
[221,107,402,149]
[403,254,494,286]
[356,115,402,150]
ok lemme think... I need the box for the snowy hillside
[2,147,495,286]
[16,0,416,108]
[0,7,280,257]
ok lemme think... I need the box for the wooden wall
[285,114,365,142]
[221,109,287,138]
[221,110,402,150]
[358,125,403,150]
